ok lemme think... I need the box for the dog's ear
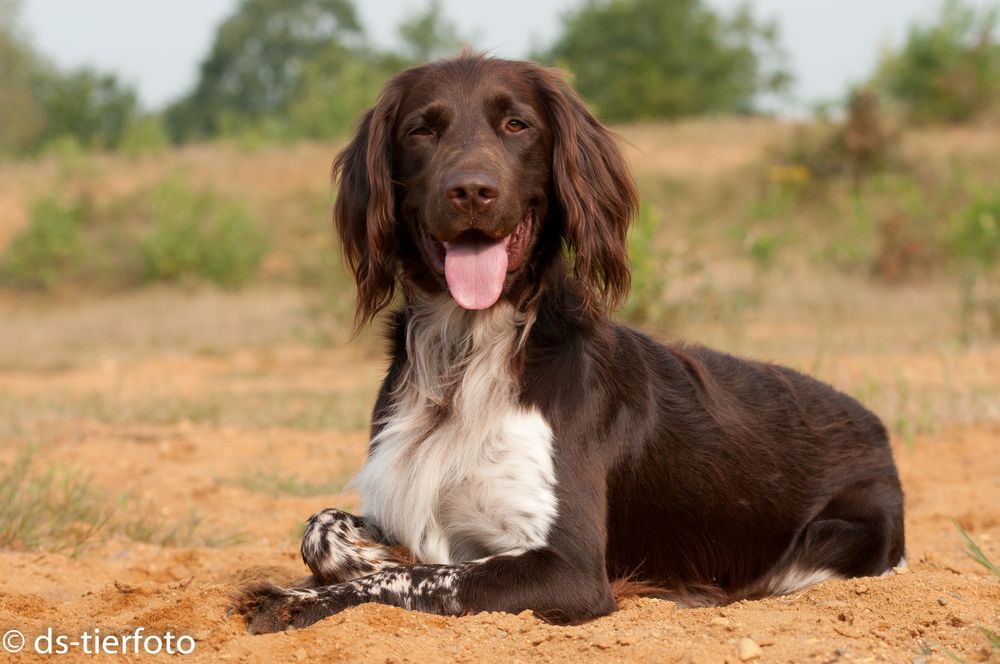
[529,66,638,314]
[332,80,406,328]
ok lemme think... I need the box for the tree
[1,1,141,155]
[174,0,471,142]
[397,0,464,64]
[0,0,48,154]
[287,45,397,139]
[166,0,363,141]
[287,0,467,138]
[541,0,791,121]
[871,0,1000,124]
[35,68,138,150]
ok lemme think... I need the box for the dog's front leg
[234,548,616,633]
[298,508,407,585]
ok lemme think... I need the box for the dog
[233,55,905,633]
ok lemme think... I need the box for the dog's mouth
[418,209,533,310]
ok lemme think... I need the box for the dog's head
[334,55,638,325]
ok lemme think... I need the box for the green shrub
[868,175,943,282]
[139,179,269,288]
[952,189,1000,268]
[872,0,1000,124]
[747,231,782,271]
[768,89,898,189]
[119,115,170,158]
[0,196,84,290]
[953,189,1000,340]
[621,202,667,324]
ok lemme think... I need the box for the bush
[621,202,667,324]
[770,89,899,189]
[119,115,170,158]
[952,189,1000,268]
[853,174,944,283]
[0,196,84,290]
[139,179,269,288]
[872,0,1000,124]
[952,190,1000,340]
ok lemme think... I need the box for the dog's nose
[444,173,499,213]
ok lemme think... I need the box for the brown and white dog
[233,55,905,633]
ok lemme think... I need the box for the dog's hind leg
[765,478,905,595]
[299,508,409,585]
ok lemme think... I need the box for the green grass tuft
[953,519,1000,578]
[118,499,247,548]
[0,447,112,554]
[981,627,1000,653]
[0,448,245,553]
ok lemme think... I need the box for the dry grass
[0,446,246,554]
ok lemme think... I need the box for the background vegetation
[3,0,997,332]
[5,0,1000,157]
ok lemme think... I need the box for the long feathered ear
[529,66,638,314]
[332,81,405,328]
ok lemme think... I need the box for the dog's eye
[409,126,434,137]
[505,119,528,133]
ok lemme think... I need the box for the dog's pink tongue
[443,235,509,310]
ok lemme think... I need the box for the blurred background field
[0,1,998,661]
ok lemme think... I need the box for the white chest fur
[353,297,558,564]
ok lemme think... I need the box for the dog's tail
[610,575,729,608]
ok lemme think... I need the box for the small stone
[590,634,615,649]
[738,637,762,661]
[893,566,910,574]
[937,597,948,606]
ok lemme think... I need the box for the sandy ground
[0,290,997,663]
[0,123,997,661]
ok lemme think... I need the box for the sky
[17,0,1000,114]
